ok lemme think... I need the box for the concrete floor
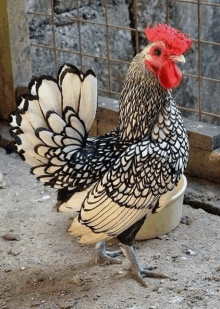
[0,149,220,309]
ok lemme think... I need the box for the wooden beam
[0,0,15,120]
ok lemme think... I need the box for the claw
[140,269,169,279]
[132,269,148,287]
[142,265,157,271]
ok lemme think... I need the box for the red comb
[145,24,193,55]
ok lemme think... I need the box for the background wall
[1,0,219,125]
[26,0,220,125]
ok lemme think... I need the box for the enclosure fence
[27,0,220,122]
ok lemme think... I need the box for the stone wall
[24,0,220,125]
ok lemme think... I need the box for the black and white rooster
[10,24,192,286]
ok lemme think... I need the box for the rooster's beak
[170,55,186,63]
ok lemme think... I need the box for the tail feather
[35,144,50,156]
[67,111,85,137]
[66,126,83,142]
[17,96,28,111]
[19,148,47,166]
[46,111,66,134]
[23,97,49,130]
[78,70,97,132]
[9,63,97,191]
[58,64,97,132]
[36,128,58,148]
[37,77,62,117]
[14,113,41,147]
[10,109,48,165]
[58,64,82,113]
[28,77,39,96]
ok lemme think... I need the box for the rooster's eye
[154,48,161,56]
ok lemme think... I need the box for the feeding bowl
[136,175,187,240]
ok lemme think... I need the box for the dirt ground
[0,148,220,309]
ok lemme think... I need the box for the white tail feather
[47,112,66,134]
[59,65,81,112]
[17,114,40,146]
[10,64,97,190]
[25,99,49,130]
[38,79,62,117]
[29,78,38,96]
[69,114,85,137]
[59,65,97,132]
[79,73,97,131]
[37,130,58,147]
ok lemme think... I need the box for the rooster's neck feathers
[118,50,167,143]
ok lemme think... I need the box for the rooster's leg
[95,240,123,264]
[122,244,169,287]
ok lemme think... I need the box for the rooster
[10,24,192,286]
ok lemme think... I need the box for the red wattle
[158,61,182,90]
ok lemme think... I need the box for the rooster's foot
[122,244,169,287]
[95,240,123,264]
[132,266,169,287]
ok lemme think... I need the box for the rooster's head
[144,24,193,90]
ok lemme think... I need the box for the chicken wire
[27,0,220,124]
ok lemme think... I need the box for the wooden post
[0,0,15,120]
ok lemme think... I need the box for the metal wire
[77,0,83,70]
[166,0,169,24]
[27,0,220,120]
[51,0,58,72]
[198,0,202,121]
[105,0,112,96]
[134,0,140,54]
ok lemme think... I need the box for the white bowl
[136,175,187,240]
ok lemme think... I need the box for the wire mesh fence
[27,0,220,125]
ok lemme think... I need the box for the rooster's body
[10,24,192,285]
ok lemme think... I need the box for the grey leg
[122,244,169,287]
[95,240,123,264]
